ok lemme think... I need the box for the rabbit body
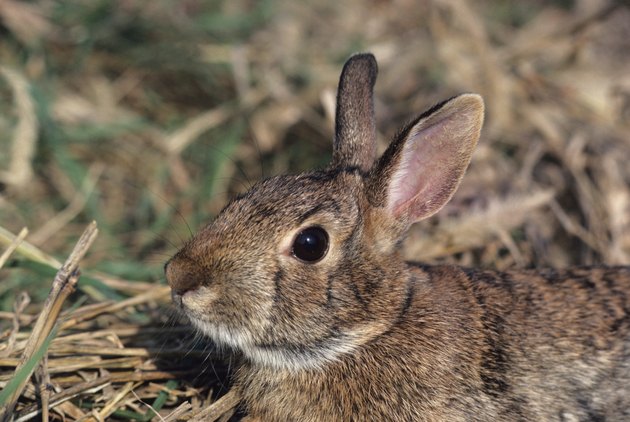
[165,54,630,421]
[237,264,630,421]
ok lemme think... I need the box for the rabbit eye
[292,226,329,263]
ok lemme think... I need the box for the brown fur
[332,54,378,171]
[165,54,630,421]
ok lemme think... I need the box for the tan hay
[0,66,38,191]
[189,389,240,422]
[94,381,138,421]
[0,222,98,420]
[0,226,62,269]
[0,227,27,269]
[164,106,233,156]
[0,0,52,46]
[30,164,105,245]
[404,189,555,261]
[0,292,30,359]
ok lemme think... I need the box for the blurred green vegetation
[0,0,286,311]
[1,0,629,313]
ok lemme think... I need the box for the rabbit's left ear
[331,53,378,172]
[368,94,484,225]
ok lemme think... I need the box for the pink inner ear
[388,104,480,222]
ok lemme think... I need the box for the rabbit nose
[164,256,204,300]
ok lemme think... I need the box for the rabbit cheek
[364,208,404,254]
[181,282,275,352]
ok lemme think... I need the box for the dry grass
[1,0,629,420]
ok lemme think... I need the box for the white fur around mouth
[188,317,366,372]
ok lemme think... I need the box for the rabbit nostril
[171,289,185,307]
[171,292,181,307]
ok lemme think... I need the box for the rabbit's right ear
[367,94,484,229]
[331,53,378,172]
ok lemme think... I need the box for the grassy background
[1,0,629,420]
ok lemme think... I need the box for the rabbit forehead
[216,170,363,231]
[178,170,363,270]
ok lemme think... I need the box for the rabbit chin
[188,317,374,372]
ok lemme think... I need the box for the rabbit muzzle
[164,254,207,305]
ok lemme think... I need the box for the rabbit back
[462,264,630,420]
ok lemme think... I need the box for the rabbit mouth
[175,285,218,310]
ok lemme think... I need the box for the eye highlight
[291,226,329,263]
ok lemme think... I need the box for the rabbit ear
[368,94,484,225]
[331,53,378,172]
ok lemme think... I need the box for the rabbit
[164,53,630,421]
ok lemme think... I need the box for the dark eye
[292,226,329,263]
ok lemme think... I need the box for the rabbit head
[165,54,484,371]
